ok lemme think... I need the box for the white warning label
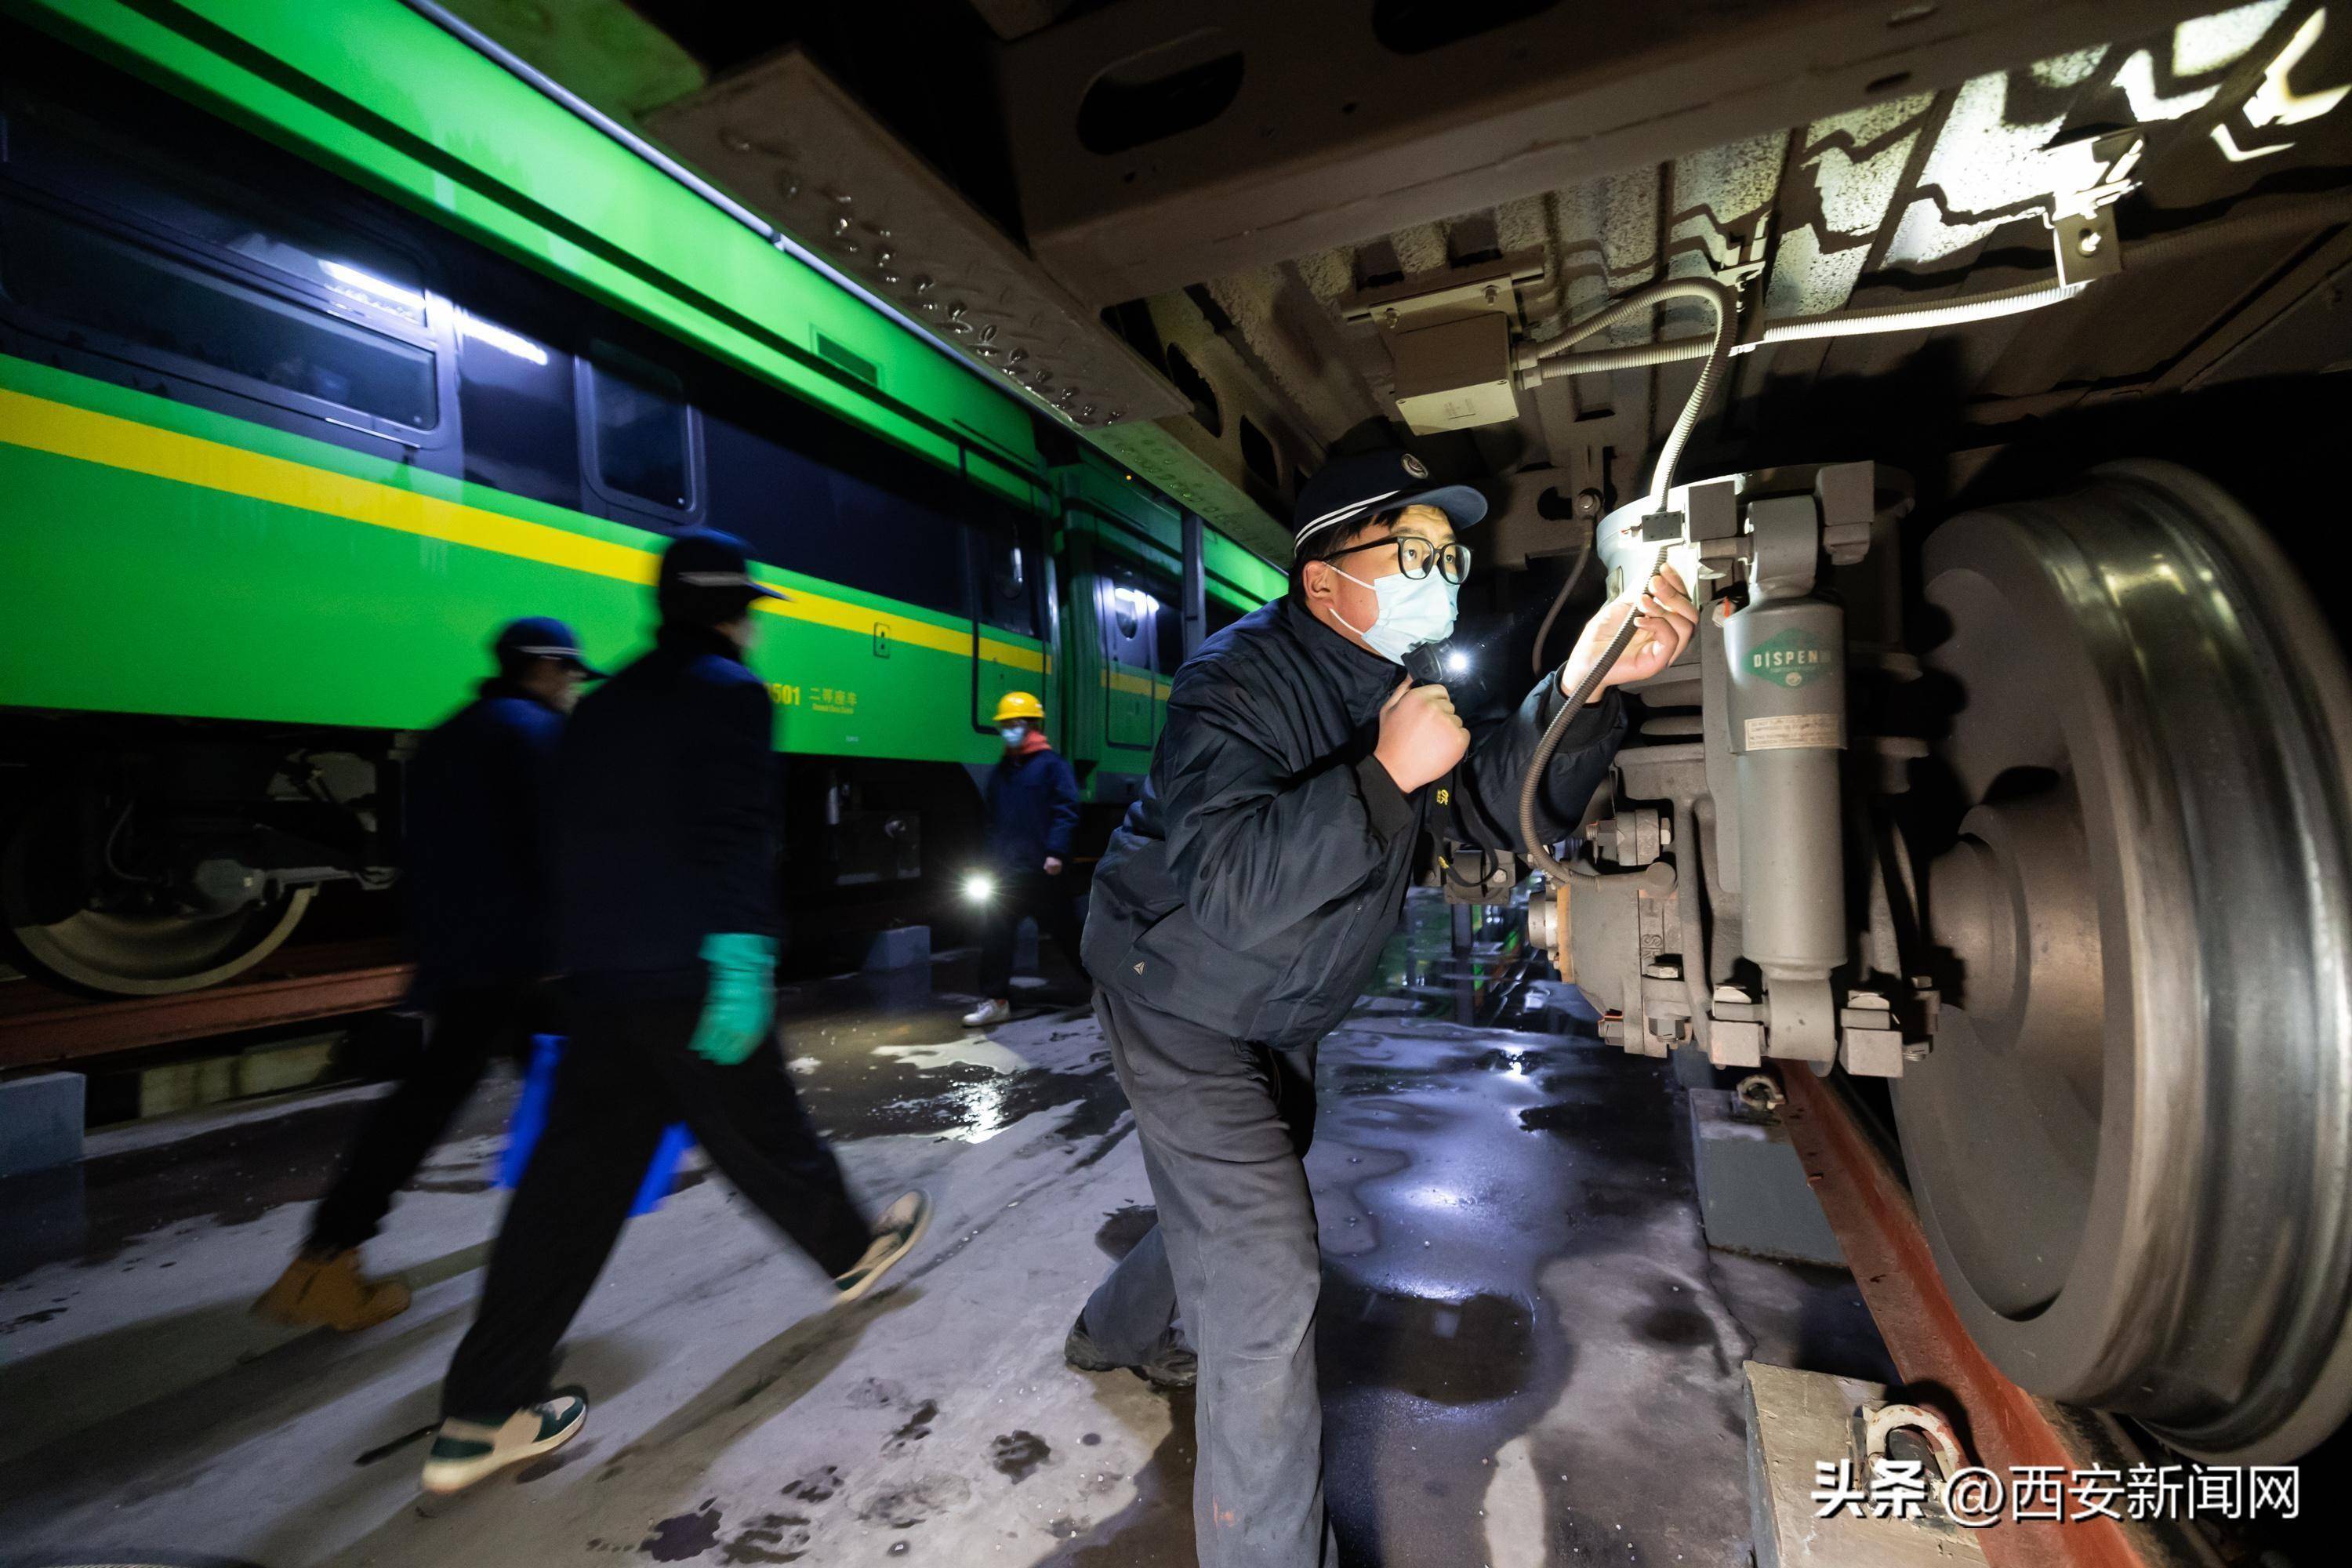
[1743,713,1844,751]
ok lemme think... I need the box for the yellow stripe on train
[0,384,1047,675]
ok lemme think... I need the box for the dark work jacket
[983,745,1080,872]
[404,679,564,1004]
[553,626,777,997]
[1083,596,1624,1047]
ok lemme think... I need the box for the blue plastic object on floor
[499,1035,691,1216]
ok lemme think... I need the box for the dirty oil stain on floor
[989,1429,1052,1483]
[641,1501,723,1561]
[882,1399,939,1454]
[778,1464,843,1504]
[719,1511,811,1564]
[856,1472,973,1527]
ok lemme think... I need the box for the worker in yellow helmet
[962,691,1087,1028]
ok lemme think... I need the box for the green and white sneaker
[420,1387,588,1495]
[833,1190,932,1305]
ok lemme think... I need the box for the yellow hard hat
[993,690,1046,723]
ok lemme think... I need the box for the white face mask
[1332,564,1460,664]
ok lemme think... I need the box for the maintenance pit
[0,909,1890,1566]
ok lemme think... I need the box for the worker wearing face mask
[1065,448,1696,1568]
[962,691,1087,1029]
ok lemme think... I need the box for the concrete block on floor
[1690,1086,1844,1267]
[862,924,931,973]
[1013,920,1039,972]
[0,1071,85,1176]
[1747,1360,1987,1568]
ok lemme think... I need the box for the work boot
[252,1248,412,1331]
[834,1189,933,1304]
[1064,1311,1198,1390]
[421,1388,588,1495]
[961,998,1012,1028]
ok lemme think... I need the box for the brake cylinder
[1722,593,1847,988]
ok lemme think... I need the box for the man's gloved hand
[690,932,777,1065]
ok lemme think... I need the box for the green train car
[0,3,1283,995]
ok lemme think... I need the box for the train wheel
[1902,461,2352,1461]
[0,796,314,996]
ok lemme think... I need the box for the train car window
[1207,594,1249,636]
[703,410,972,618]
[0,195,438,430]
[1097,557,1181,673]
[455,309,578,511]
[3,81,434,331]
[971,521,1041,638]
[584,347,695,514]
[827,470,971,615]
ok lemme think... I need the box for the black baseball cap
[493,616,606,679]
[656,529,788,622]
[1292,449,1487,550]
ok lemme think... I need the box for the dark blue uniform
[404,681,565,1001]
[975,742,1087,999]
[982,746,1080,872]
[551,625,779,994]
[308,678,564,1254]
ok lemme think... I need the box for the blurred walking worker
[423,531,932,1496]
[253,617,601,1333]
[962,690,1087,1029]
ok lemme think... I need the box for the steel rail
[0,943,412,1069]
[1774,1067,2219,1568]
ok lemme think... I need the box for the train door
[968,514,1047,735]
[1095,558,1163,751]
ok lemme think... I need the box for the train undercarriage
[1519,454,2352,1461]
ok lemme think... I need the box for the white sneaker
[833,1190,933,1305]
[420,1388,587,1495]
[961,998,1011,1027]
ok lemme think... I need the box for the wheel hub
[1902,461,2352,1461]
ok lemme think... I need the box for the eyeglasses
[1323,535,1473,585]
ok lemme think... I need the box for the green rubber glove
[690,932,778,1065]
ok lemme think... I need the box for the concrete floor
[0,905,1891,1566]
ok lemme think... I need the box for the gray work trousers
[1080,988,1339,1568]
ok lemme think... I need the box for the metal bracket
[1838,991,1907,1078]
[1718,216,1771,294]
[1710,984,1765,1068]
[2043,129,2144,288]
